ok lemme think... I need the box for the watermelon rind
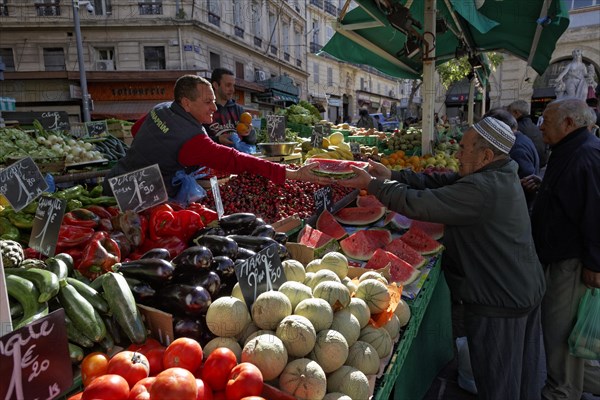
[334,207,386,226]
[410,220,445,240]
[340,229,392,261]
[384,212,412,231]
[356,195,385,208]
[311,170,357,179]
[307,158,368,173]
[400,226,444,256]
[316,210,348,240]
[384,238,427,269]
[385,252,421,285]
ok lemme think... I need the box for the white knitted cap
[472,117,516,154]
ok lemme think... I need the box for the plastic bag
[230,133,257,154]
[456,336,478,394]
[171,169,207,207]
[568,288,600,359]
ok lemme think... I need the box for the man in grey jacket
[338,117,546,400]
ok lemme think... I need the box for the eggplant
[251,224,276,238]
[217,281,236,298]
[115,258,175,286]
[219,213,258,235]
[172,270,221,298]
[171,246,213,270]
[278,243,290,261]
[273,231,288,245]
[173,317,203,342]
[158,283,212,317]
[189,225,226,244]
[211,256,237,283]
[123,277,157,305]
[227,234,279,253]
[140,248,171,260]
[235,247,256,260]
[192,235,238,259]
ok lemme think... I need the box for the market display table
[374,259,454,399]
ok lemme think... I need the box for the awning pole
[421,0,436,155]
[467,76,475,125]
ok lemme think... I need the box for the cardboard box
[286,241,341,266]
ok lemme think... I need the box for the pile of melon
[205,251,412,400]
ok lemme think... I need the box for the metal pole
[421,0,436,155]
[73,0,91,122]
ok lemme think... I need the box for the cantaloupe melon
[331,309,361,347]
[303,271,315,286]
[359,325,393,359]
[276,315,317,357]
[236,321,259,346]
[319,252,349,279]
[309,329,349,373]
[355,279,391,314]
[347,297,371,328]
[243,329,275,347]
[278,281,313,310]
[307,269,341,290]
[206,296,251,337]
[231,283,245,303]
[345,340,380,375]
[252,290,293,330]
[279,358,327,400]
[327,365,370,400]
[394,298,411,327]
[294,298,334,332]
[313,281,351,311]
[242,333,288,381]
[382,314,402,340]
[342,276,358,295]
[282,259,306,282]
[305,258,323,273]
[323,393,352,400]
[202,337,243,362]
[358,270,388,284]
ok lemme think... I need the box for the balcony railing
[270,45,277,55]
[208,12,220,26]
[309,42,322,53]
[284,52,290,62]
[234,26,244,38]
[0,4,8,15]
[254,37,262,48]
[139,2,162,15]
[36,4,60,16]
[324,1,337,15]
[310,0,323,8]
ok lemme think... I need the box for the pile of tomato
[68,337,265,400]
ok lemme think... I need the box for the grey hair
[507,100,530,115]
[583,106,597,128]
[483,108,518,131]
[549,98,590,128]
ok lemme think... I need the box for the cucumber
[5,267,60,303]
[65,315,94,348]
[102,272,147,345]
[89,273,107,292]
[66,277,109,314]
[68,343,84,364]
[6,274,42,328]
[57,281,106,342]
[45,257,69,281]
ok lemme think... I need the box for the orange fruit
[239,112,253,125]
[236,122,250,136]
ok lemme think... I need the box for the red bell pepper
[149,205,203,243]
[63,208,100,229]
[84,205,113,220]
[77,231,121,279]
[57,225,95,248]
[187,203,219,225]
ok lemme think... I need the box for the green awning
[256,89,299,104]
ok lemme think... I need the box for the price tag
[0,157,49,212]
[29,196,66,257]
[85,120,109,137]
[266,114,286,142]
[108,164,168,213]
[350,142,361,155]
[0,309,72,400]
[234,244,287,310]
[314,185,333,215]
[311,124,331,148]
[210,176,224,220]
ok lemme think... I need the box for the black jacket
[517,114,549,167]
[204,100,257,145]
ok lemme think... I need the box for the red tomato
[212,392,226,400]
[107,351,151,388]
[144,346,166,376]
[201,348,237,391]
[225,363,263,400]
[196,378,214,400]
[128,377,155,400]
[80,352,110,387]
[67,392,83,400]
[150,367,197,400]
[163,337,203,373]
[128,338,163,353]
[82,374,130,400]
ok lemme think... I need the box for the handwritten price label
[266,115,286,142]
[314,185,333,215]
[29,196,66,257]
[109,164,168,213]
[0,157,48,212]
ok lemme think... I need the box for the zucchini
[89,273,107,292]
[6,274,43,329]
[45,257,69,281]
[102,272,147,344]
[9,301,23,319]
[66,277,110,314]
[5,267,60,303]
[57,281,106,342]
[53,253,74,272]
[98,329,115,353]
[65,315,94,348]
[68,343,84,364]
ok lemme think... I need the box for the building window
[1,0,9,16]
[144,46,165,70]
[35,0,60,16]
[268,12,278,49]
[92,0,112,16]
[209,52,220,71]
[327,67,333,86]
[95,48,115,70]
[282,21,290,59]
[43,48,65,71]
[324,1,336,15]
[208,0,220,26]
[313,63,320,84]
[235,61,244,79]
[0,48,15,71]
[233,0,243,35]
[251,1,262,39]
[139,1,162,15]
[294,28,302,65]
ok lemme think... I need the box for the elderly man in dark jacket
[508,100,549,167]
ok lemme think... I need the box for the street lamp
[73,0,93,122]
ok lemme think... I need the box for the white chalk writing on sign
[236,245,282,302]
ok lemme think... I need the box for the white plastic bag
[456,336,478,394]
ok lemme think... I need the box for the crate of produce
[346,135,380,146]
[287,122,314,138]
[4,155,66,174]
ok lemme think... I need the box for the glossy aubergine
[115,258,175,286]
[173,317,203,342]
[172,270,221,298]
[123,276,157,305]
[157,283,212,317]
[226,234,279,253]
[234,247,256,260]
[192,235,238,259]
[218,213,258,235]
[211,256,236,283]
[189,225,226,244]
[250,224,276,238]
[170,246,213,270]
[273,231,288,245]
[140,248,171,260]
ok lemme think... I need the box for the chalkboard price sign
[314,185,333,215]
[234,244,286,310]
[0,309,72,400]
[0,157,49,212]
[85,120,109,137]
[311,124,331,148]
[29,196,66,257]
[266,114,286,142]
[2,111,70,132]
[108,164,168,213]
[350,142,361,155]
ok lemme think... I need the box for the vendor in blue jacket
[337,117,546,400]
[204,68,257,149]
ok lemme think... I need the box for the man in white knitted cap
[337,117,545,399]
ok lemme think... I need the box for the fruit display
[380,149,459,173]
[276,101,322,126]
[384,126,422,153]
[307,159,369,179]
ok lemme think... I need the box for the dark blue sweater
[509,131,540,178]
[531,127,600,271]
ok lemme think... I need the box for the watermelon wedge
[334,206,386,226]
[316,210,347,240]
[365,248,392,270]
[410,220,445,240]
[384,238,427,269]
[340,229,392,260]
[356,194,385,208]
[364,249,420,285]
[297,224,340,258]
[400,226,444,255]
[308,158,368,179]
[384,212,412,231]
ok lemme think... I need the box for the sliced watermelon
[410,220,445,240]
[384,212,412,231]
[356,194,385,208]
[384,238,427,269]
[386,252,421,285]
[365,248,392,270]
[297,224,340,258]
[340,229,392,261]
[334,206,386,226]
[309,158,368,179]
[316,209,348,240]
[400,226,444,255]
